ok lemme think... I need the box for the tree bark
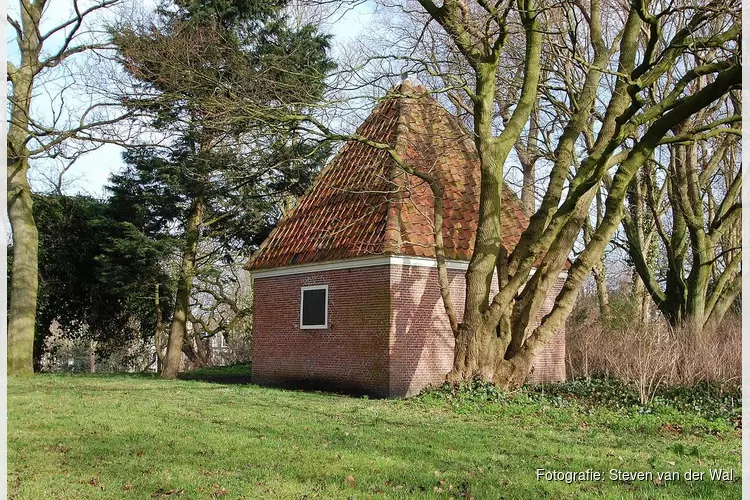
[704,273,740,331]
[7,158,39,376]
[161,196,205,379]
[592,260,611,322]
[403,0,738,391]
[182,329,211,368]
[7,0,42,376]
[520,103,539,213]
[446,0,545,386]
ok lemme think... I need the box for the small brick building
[246,81,567,397]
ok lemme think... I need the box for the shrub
[566,288,741,401]
[416,378,512,413]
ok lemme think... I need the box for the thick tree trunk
[7,1,42,376]
[448,322,488,382]
[685,285,708,335]
[7,157,39,376]
[449,319,537,390]
[182,330,211,368]
[448,2,614,389]
[161,197,204,379]
[704,274,740,331]
[662,173,688,325]
[449,10,544,389]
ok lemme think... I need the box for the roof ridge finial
[398,72,424,94]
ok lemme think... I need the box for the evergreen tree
[30,194,172,369]
[111,0,335,377]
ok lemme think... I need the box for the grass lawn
[8,369,741,499]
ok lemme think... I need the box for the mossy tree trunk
[7,153,39,376]
[414,0,740,389]
[7,0,124,375]
[7,0,43,376]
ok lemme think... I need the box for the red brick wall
[251,266,391,397]
[388,266,464,397]
[252,263,566,398]
[387,266,566,395]
[526,276,567,383]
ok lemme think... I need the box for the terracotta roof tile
[247,82,533,270]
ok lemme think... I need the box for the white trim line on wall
[249,254,568,280]
[389,255,470,271]
[250,254,469,279]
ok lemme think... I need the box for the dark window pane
[302,289,326,326]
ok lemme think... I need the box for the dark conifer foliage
[30,194,172,368]
[110,0,335,376]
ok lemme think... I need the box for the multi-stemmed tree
[326,0,740,388]
[622,92,741,334]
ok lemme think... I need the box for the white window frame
[300,284,329,329]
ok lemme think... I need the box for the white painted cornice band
[249,255,569,280]
[249,255,470,279]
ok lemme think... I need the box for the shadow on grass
[178,363,253,385]
[36,371,161,380]
[177,366,377,401]
[176,365,371,397]
[35,366,381,400]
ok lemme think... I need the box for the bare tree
[7,0,132,375]
[315,0,740,388]
[183,250,252,367]
[622,92,741,334]
[438,0,737,388]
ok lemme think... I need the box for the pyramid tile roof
[247,82,532,271]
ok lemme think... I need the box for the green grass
[8,372,741,499]
[178,363,253,384]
